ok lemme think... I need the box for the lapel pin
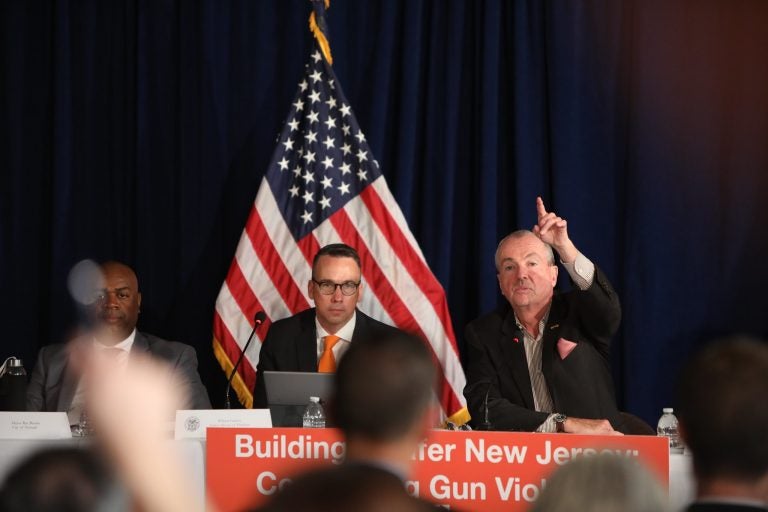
[549,324,560,330]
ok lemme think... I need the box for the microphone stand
[479,382,494,431]
[224,311,266,409]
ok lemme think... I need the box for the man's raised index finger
[536,196,548,219]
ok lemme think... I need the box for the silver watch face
[554,413,567,423]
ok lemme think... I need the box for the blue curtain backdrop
[2,0,767,423]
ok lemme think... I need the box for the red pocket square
[557,337,578,359]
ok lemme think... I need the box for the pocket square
[557,337,578,360]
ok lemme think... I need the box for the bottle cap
[662,407,674,413]
[310,396,320,402]
[8,359,23,368]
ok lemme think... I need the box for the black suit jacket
[26,331,211,412]
[463,267,621,432]
[252,308,403,408]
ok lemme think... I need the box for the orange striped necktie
[318,335,341,373]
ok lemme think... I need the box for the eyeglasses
[312,279,360,296]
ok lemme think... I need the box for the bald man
[27,261,210,422]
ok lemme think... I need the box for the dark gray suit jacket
[26,331,211,412]
[252,308,403,408]
[463,267,622,432]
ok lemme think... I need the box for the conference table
[0,435,696,511]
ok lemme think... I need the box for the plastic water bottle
[302,396,326,428]
[657,407,684,454]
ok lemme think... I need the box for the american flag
[212,39,467,423]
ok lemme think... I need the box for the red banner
[206,428,669,512]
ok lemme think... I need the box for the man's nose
[104,291,120,307]
[331,286,344,301]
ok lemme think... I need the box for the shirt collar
[514,306,551,340]
[315,310,357,341]
[94,328,136,352]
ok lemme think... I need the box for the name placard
[206,429,669,512]
[0,412,72,439]
[174,409,272,440]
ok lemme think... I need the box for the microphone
[477,381,494,431]
[224,311,267,409]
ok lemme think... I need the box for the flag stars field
[261,49,390,234]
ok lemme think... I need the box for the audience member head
[89,261,142,343]
[255,464,432,512]
[309,244,363,333]
[677,336,768,492]
[530,453,670,512]
[330,331,437,444]
[495,230,558,313]
[0,447,120,512]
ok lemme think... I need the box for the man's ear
[307,280,315,302]
[550,264,558,286]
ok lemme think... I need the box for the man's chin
[318,310,353,328]
[511,298,531,308]
[95,324,130,344]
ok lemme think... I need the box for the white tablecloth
[0,438,206,505]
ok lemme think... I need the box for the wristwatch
[554,413,567,433]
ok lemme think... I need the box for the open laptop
[263,371,334,427]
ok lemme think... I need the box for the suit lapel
[56,361,79,412]
[350,309,366,341]
[541,295,566,408]
[297,309,319,371]
[130,331,150,360]
[499,309,537,409]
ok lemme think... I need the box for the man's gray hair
[495,230,556,269]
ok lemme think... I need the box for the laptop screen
[263,371,335,427]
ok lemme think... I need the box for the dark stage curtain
[2,0,767,423]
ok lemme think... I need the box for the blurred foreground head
[256,464,432,512]
[0,447,121,512]
[330,331,437,442]
[530,453,670,512]
[677,336,768,486]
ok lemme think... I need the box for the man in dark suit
[252,243,402,409]
[27,261,210,421]
[678,337,768,512]
[255,331,438,512]
[464,197,623,434]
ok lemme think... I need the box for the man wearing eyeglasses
[252,243,404,409]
